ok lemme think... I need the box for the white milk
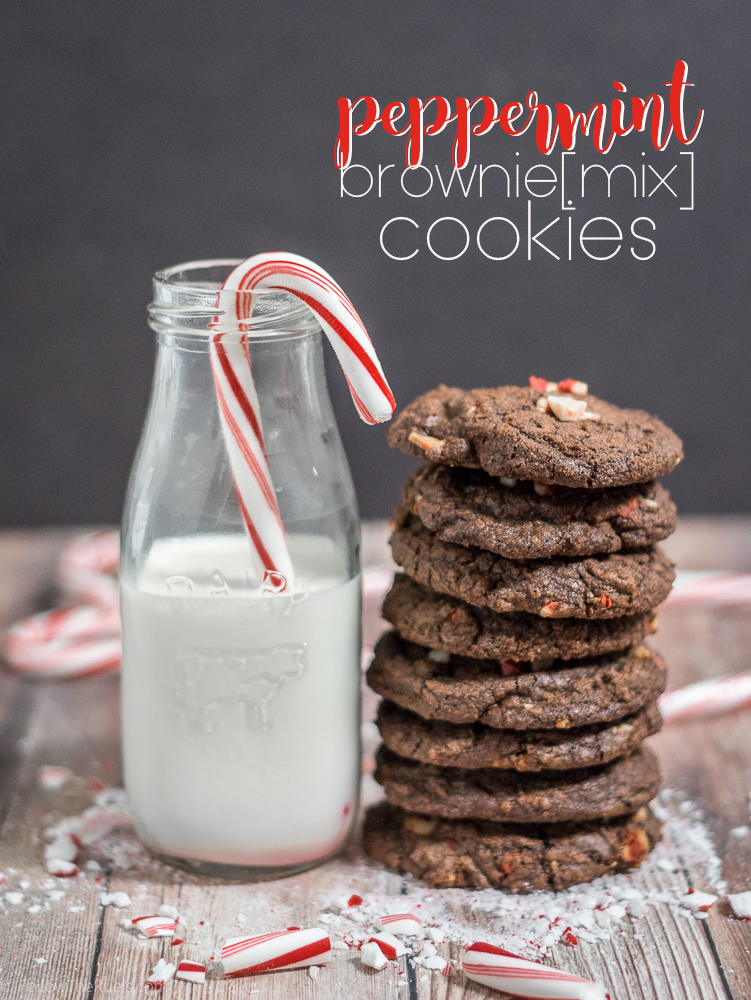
[120,534,361,867]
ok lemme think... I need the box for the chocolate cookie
[391,511,675,618]
[374,745,660,824]
[404,464,677,559]
[376,699,662,772]
[383,574,654,661]
[363,801,661,891]
[366,631,666,730]
[388,385,683,488]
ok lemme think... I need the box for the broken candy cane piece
[360,941,389,970]
[536,396,551,414]
[441,962,454,977]
[368,932,406,960]
[132,915,176,937]
[423,956,449,971]
[347,893,363,907]
[45,834,79,863]
[175,960,207,984]
[539,602,561,618]
[158,903,179,919]
[38,766,74,790]
[462,943,610,999]
[529,376,549,392]
[408,429,445,454]
[100,891,131,908]
[221,928,331,978]
[309,966,320,980]
[45,859,79,877]
[377,913,422,936]
[147,958,176,990]
[727,891,751,919]
[546,395,588,421]
[557,379,588,397]
[427,927,445,944]
[681,890,718,912]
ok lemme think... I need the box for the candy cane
[3,532,122,680]
[659,671,751,724]
[462,943,610,999]
[220,927,331,978]
[210,253,395,591]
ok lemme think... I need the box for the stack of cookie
[364,380,683,892]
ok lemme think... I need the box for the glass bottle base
[150,849,333,883]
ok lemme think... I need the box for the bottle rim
[149,259,322,338]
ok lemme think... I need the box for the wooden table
[1,519,751,1000]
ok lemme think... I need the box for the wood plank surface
[0,519,750,1000]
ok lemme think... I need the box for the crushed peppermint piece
[45,859,79,877]
[331,940,349,950]
[100,891,131,908]
[5,892,24,905]
[38,766,74,790]
[730,826,750,838]
[147,958,176,990]
[557,379,588,397]
[427,927,445,944]
[727,891,751,919]
[368,932,406,959]
[175,960,206,984]
[422,955,448,971]
[377,913,421,936]
[680,890,717,911]
[408,429,445,454]
[34,957,47,965]
[546,395,588,422]
[360,941,389,970]
[427,649,450,664]
[348,893,364,907]
[656,857,679,872]
[158,903,179,919]
[45,834,78,863]
[132,915,176,937]
[309,966,320,980]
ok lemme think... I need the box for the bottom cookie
[363,801,662,892]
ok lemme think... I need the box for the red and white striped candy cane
[659,671,751,724]
[3,531,122,680]
[210,253,395,592]
[220,927,331,978]
[462,943,610,1000]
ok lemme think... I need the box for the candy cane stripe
[212,335,266,450]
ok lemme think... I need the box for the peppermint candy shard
[146,959,175,989]
[462,943,610,1000]
[367,932,406,960]
[360,941,389,970]
[175,960,206,984]
[376,913,422,936]
[132,915,176,938]
[220,928,331,978]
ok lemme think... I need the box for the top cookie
[388,384,683,488]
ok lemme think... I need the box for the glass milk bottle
[120,260,362,879]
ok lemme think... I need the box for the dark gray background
[1,0,748,524]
